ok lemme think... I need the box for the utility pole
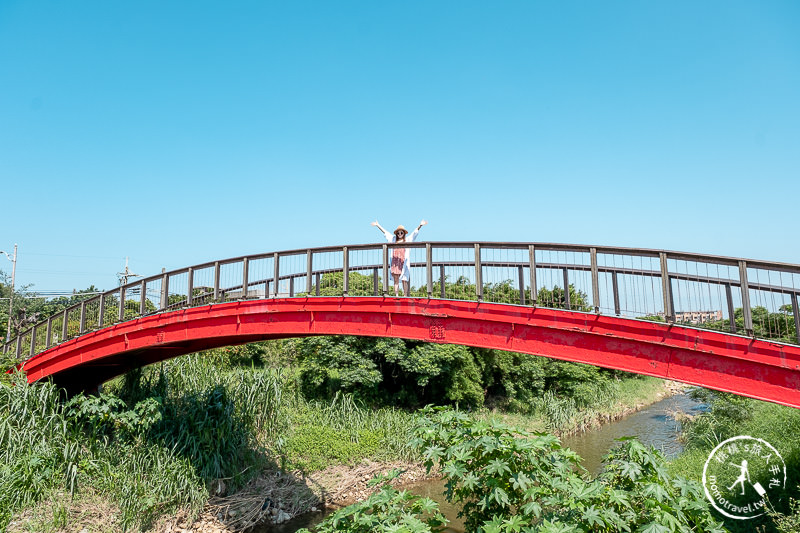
[1,244,17,343]
[117,257,141,286]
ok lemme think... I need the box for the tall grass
[0,372,76,519]
[299,392,418,462]
[669,391,800,533]
[522,376,667,434]
[106,354,419,476]
[0,372,209,531]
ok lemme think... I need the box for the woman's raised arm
[371,220,392,241]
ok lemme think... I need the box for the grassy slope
[668,395,800,533]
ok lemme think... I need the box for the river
[257,392,705,533]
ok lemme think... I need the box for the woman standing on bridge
[371,219,427,297]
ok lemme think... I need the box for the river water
[258,393,705,533]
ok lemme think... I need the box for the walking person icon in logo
[727,460,751,495]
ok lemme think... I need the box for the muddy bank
[146,460,436,533]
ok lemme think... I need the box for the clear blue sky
[1,1,798,292]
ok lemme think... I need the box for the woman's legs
[392,274,401,296]
[400,261,412,296]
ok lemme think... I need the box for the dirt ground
[8,460,435,533]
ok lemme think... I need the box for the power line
[117,257,142,286]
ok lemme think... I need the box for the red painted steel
[19,297,800,407]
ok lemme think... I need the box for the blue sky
[1,1,798,292]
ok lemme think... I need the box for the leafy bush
[297,470,447,533]
[304,408,726,533]
[411,407,725,533]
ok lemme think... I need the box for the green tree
[686,306,797,344]
[314,271,380,296]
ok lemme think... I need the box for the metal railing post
[373,268,379,296]
[15,335,22,358]
[382,244,388,296]
[518,265,525,305]
[161,273,169,310]
[738,260,753,335]
[79,301,87,334]
[528,244,537,306]
[118,287,126,322]
[474,244,483,301]
[62,309,69,341]
[612,272,621,316]
[213,261,220,301]
[98,293,105,328]
[187,268,194,307]
[440,265,446,299]
[562,268,571,310]
[46,317,53,349]
[725,283,736,333]
[289,277,295,297]
[660,253,674,323]
[273,253,280,297]
[590,247,600,313]
[793,293,800,344]
[342,247,349,296]
[306,250,313,295]
[139,280,147,315]
[315,273,320,296]
[29,325,36,356]
[242,257,249,299]
[426,243,433,298]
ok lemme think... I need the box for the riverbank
[156,377,683,533]
[475,375,683,437]
[2,347,684,533]
[667,391,800,533]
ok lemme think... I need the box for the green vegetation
[2,274,744,531]
[477,375,669,436]
[669,390,800,533]
[0,370,206,531]
[0,350,418,532]
[644,305,798,345]
[1,334,675,532]
[301,408,726,533]
[698,306,798,344]
[293,335,641,415]
[298,469,447,533]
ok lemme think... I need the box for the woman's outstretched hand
[371,220,379,226]
[420,220,428,226]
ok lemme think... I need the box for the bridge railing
[5,242,800,360]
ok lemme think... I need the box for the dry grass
[6,490,120,533]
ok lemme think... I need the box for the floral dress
[381,227,421,282]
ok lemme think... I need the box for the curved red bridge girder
[20,297,800,407]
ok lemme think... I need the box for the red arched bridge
[4,242,800,406]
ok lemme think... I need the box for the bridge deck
[6,242,800,403]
